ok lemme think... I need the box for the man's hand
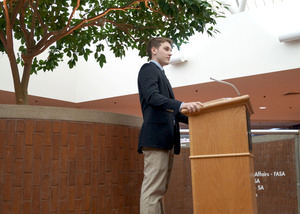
[181,102,203,113]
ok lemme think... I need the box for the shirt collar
[150,60,164,71]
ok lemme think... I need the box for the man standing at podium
[137,37,202,214]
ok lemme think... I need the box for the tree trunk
[17,58,33,105]
[15,87,29,105]
[5,50,26,104]
[7,50,32,105]
[12,64,29,105]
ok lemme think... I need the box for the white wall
[0,43,78,102]
[73,49,146,102]
[0,54,15,92]
[166,0,300,86]
[1,0,300,103]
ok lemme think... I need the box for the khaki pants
[140,148,174,214]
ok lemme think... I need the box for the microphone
[210,77,241,96]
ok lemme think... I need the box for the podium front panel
[189,105,250,156]
[186,97,257,214]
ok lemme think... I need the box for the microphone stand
[210,77,241,96]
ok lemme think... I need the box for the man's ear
[151,47,157,56]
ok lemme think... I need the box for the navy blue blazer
[137,62,188,154]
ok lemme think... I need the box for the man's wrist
[179,102,184,111]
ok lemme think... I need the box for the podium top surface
[181,95,254,116]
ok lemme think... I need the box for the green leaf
[0,0,225,99]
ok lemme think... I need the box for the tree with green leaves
[0,0,224,104]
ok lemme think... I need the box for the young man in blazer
[137,37,202,214]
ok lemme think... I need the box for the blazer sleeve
[138,63,182,114]
[176,112,189,124]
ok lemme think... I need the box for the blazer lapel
[162,70,175,99]
[149,62,175,98]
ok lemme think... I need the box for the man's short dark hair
[147,37,173,59]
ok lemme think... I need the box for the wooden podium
[182,95,257,214]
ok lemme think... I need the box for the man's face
[151,41,172,67]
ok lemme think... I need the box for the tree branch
[10,0,22,26]
[3,0,15,52]
[0,30,7,51]
[24,0,167,58]
[96,18,156,42]
[19,1,30,46]
[67,0,81,27]
[28,0,37,49]
[3,0,22,98]
[30,0,48,35]
[145,0,167,17]
[0,4,8,50]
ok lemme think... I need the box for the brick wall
[0,118,143,214]
[252,137,298,214]
[0,105,298,214]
